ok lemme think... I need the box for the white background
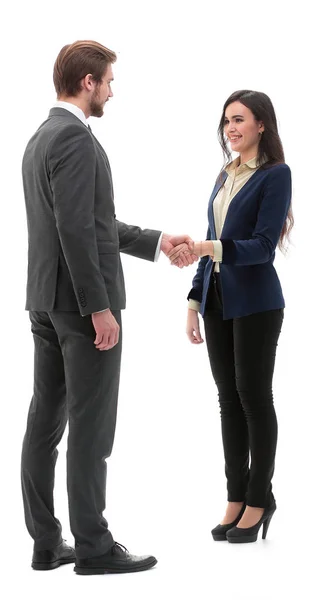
[1,1,330,598]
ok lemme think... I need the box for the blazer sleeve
[48,124,109,316]
[220,164,292,266]
[187,226,211,302]
[116,220,161,261]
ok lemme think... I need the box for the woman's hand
[168,240,214,265]
[186,308,204,344]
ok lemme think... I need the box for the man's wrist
[160,233,171,253]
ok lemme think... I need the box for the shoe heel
[32,560,61,570]
[262,512,274,540]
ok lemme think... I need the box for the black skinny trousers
[203,274,284,508]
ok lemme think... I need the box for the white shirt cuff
[212,240,223,262]
[154,232,163,262]
[188,299,201,311]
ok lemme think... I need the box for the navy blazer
[188,163,292,320]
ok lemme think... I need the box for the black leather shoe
[226,499,277,543]
[32,540,75,570]
[211,503,246,541]
[74,542,157,575]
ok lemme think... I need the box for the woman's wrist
[193,241,214,257]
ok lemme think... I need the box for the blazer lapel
[220,167,262,235]
[208,171,228,238]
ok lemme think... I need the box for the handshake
[161,234,214,268]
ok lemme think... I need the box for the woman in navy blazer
[169,90,293,543]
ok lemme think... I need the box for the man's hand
[91,309,120,351]
[168,240,214,264]
[161,234,198,268]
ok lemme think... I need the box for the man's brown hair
[53,40,117,98]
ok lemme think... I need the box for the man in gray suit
[21,40,196,575]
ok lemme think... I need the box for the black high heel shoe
[226,499,277,543]
[211,503,246,541]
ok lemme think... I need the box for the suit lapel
[89,131,112,173]
[48,109,112,173]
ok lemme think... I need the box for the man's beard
[90,89,104,118]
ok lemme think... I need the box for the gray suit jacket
[22,108,161,316]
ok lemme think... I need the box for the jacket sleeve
[187,226,211,302]
[116,220,161,261]
[220,164,292,266]
[48,124,109,316]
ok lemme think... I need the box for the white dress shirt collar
[53,100,89,127]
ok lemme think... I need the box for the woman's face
[224,101,264,157]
